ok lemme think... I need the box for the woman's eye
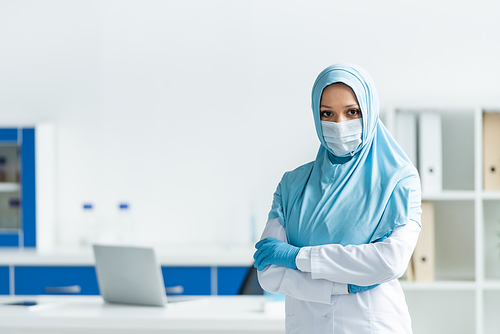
[348,109,360,116]
[321,111,332,117]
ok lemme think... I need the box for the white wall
[1,0,500,248]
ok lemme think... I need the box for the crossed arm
[256,218,420,304]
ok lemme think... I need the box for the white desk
[0,295,285,334]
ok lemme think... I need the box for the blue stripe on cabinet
[161,267,211,295]
[0,266,9,295]
[217,266,250,295]
[21,128,36,248]
[15,266,99,295]
[0,128,18,142]
[0,233,19,247]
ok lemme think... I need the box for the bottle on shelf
[115,203,135,245]
[9,198,20,229]
[79,203,99,247]
[0,157,7,182]
[1,198,20,229]
[15,147,20,183]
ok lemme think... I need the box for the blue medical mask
[321,118,363,156]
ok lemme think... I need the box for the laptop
[93,245,171,307]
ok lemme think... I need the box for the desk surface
[0,295,285,334]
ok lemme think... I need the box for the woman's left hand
[253,237,301,271]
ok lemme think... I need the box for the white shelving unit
[386,107,500,334]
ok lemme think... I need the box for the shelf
[0,183,20,192]
[400,280,476,291]
[417,191,500,200]
[481,191,500,200]
[482,280,500,290]
[422,190,476,201]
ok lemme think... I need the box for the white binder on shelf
[413,201,435,281]
[403,257,415,281]
[418,113,443,194]
[483,111,500,190]
[395,112,417,166]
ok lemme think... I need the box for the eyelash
[321,109,361,117]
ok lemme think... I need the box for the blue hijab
[269,63,421,247]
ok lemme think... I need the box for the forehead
[320,83,358,103]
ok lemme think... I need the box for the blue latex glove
[253,237,301,271]
[348,283,380,293]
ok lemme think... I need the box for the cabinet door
[0,127,35,248]
[15,266,99,295]
[217,266,251,295]
[20,128,36,247]
[161,267,211,295]
[0,266,9,295]
[0,233,19,247]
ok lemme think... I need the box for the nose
[333,114,348,123]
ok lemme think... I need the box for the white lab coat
[257,218,420,334]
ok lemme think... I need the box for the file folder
[413,201,435,281]
[483,111,500,190]
[395,113,417,166]
[418,113,442,193]
[404,257,415,281]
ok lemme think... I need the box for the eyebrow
[320,104,359,109]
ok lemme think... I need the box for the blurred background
[1,0,499,248]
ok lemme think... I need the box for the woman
[253,63,422,334]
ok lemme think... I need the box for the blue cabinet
[13,266,213,296]
[161,267,211,295]
[0,266,9,295]
[0,128,36,248]
[217,266,249,295]
[14,266,99,295]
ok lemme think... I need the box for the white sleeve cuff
[296,247,348,295]
[332,283,349,295]
[296,247,312,272]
